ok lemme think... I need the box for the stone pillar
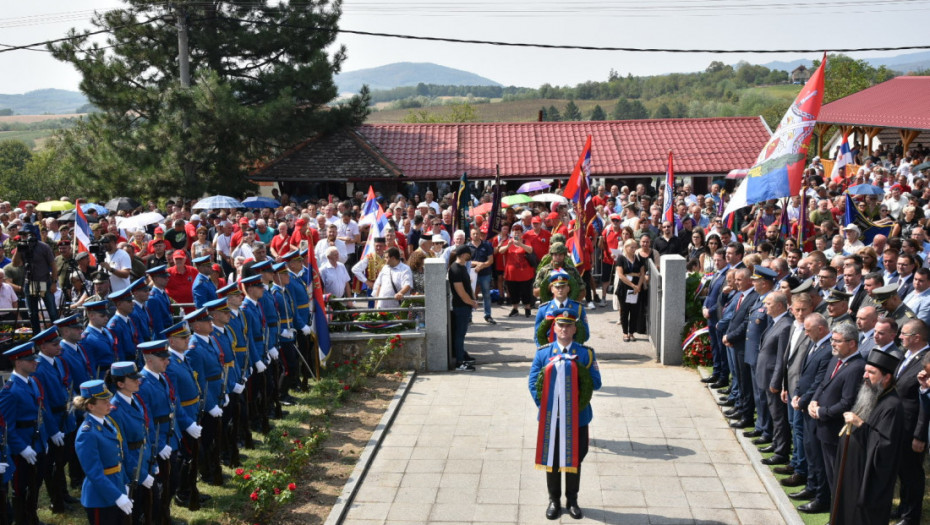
[659,255,686,366]
[424,258,450,371]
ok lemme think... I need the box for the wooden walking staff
[830,422,853,524]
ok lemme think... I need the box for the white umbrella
[531,193,568,204]
[117,212,165,232]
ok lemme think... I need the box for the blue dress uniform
[74,380,131,524]
[240,275,271,434]
[284,250,314,386]
[83,300,118,378]
[54,314,93,494]
[206,298,243,468]
[527,309,602,518]
[185,307,225,485]
[129,278,154,343]
[218,283,253,452]
[31,326,78,513]
[191,257,218,308]
[146,266,174,339]
[271,262,299,399]
[107,287,141,363]
[0,343,52,525]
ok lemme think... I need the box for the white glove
[232,383,245,394]
[158,445,172,460]
[268,347,279,360]
[222,394,230,407]
[51,432,65,447]
[115,494,133,515]
[185,422,202,439]
[280,329,290,339]
[142,475,154,489]
[154,464,159,475]
[20,446,37,465]
[0,463,8,474]
[208,406,222,418]
[301,325,311,336]
[255,361,267,373]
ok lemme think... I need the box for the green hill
[0,89,88,115]
[335,62,501,94]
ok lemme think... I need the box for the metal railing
[325,295,426,332]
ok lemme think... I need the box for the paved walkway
[343,303,784,525]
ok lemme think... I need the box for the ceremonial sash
[535,354,580,473]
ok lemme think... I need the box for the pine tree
[49,1,370,198]
[539,106,548,121]
[653,103,672,119]
[563,100,582,121]
[547,105,562,122]
[611,98,631,120]
[589,105,606,121]
[628,100,649,119]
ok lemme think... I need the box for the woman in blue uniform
[105,362,156,525]
[73,379,132,524]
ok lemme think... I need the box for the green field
[0,129,55,148]
[743,84,803,100]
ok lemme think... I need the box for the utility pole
[175,3,195,181]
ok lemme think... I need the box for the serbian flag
[358,186,387,260]
[724,53,827,220]
[73,199,97,265]
[535,355,581,474]
[563,135,592,206]
[566,225,584,266]
[831,133,853,182]
[307,252,332,366]
[843,193,890,245]
[662,151,675,225]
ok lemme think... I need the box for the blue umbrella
[192,195,244,210]
[847,184,884,196]
[80,203,108,215]
[241,196,281,209]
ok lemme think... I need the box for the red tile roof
[819,76,930,131]
[358,117,771,181]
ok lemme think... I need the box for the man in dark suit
[716,271,741,408]
[743,267,776,440]
[891,319,930,525]
[842,264,868,317]
[723,267,758,429]
[896,254,916,300]
[855,306,878,359]
[757,292,793,465]
[789,313,833,510]
[807,321,866,511]
[702,249,730,388]
[773,293,813,486]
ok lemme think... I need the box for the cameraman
[10,223,58,332]
[98,233,131,292]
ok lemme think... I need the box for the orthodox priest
[831,347,904,524]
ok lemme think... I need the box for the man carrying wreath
[529,308,602,520]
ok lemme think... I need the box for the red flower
[343,385,350,390]
[235,468,244,476]
[274,488,281,495]
[351,360,358,365]
[282,431,288,437]
[250,492,259,501]
[243,474,251,480]
[288,483,297,491]
[344,360,349,365]
[333,363,340,369]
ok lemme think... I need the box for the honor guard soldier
[146,265,174,338]
[870,283,916,336]
[534,269,589,347]
[271,262,300,405]
[128,278,153,344]
[0,396,13,525]
[108,287,141,363]
[73,379,133,523]
[191,256,218,308]
[55,313,93,491]
[218,282,253,450]
[824,288,855,329]
[105,362,157,525]
[0,343,51,525]
[161,321,205,510]
[31,326,79,513]
[528,309,601,520]
[136,340,180,525]
[205,297,243,467]
[183,307,225,487]
[84,300,118,378]
[282,250,314,387]
[255,262,283,419]
[240,275,271,434]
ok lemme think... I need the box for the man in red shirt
[231,217,250,250]
[269,221,291,259]
[289,218,319,252]
[599,214,623,306]
[165,250,197,311]
[591,185,609,208]
[146,227,167,255]
[522,216,551,259]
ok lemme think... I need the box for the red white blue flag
[831,133,853,182]
[662,151,676,228]
[358,186,387,260]
[73,199,97,265]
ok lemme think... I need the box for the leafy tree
[589,105,606,121]
[547,105,562,122]
[49,1,370,198]
[403,102,477,123]
[563,100,582,121]
[0,140,32,183]
[611,98,631,120]
[653,103,672,119]
[814,54,895,104]
[0,109,12,116]
[628,100,649,119]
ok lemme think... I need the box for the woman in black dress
[615,238,644,342]
[633,234,656,336]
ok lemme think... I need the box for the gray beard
[851,378,883,423]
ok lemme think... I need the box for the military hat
[241,274,263,288]
[204,297,229,313]
[129,277,150,293]
[183,307,211,324]
[162,321,191,339]
[298,249,309,259]
[84,300,109,313]
[751,266,777,282]
[272,261,289,274]
[251,260,272,273]
[107,287,133,304]
[280,250,301,263]
[791,278,816,295]
[146,264,169,278]
[870,283,899,303]
[824,289,852,303]
[217,281,242,297]
[552,308,578,324]
[92,271,109,284]
[867,347,902,374]
[30,326,61,346]
[79,379,112,400]
[110,361,141,380]
[549,242,568,255]
[373,237,386,243]
[138,339,170,358]
[549,269,570,284]
[54,313,83,330]
[193,255,212,266]
[4,342,38,361]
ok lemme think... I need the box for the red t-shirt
[270,233,290,257]
[601,227,622,264]
[165,265,197,310]
[289,229,319,251]
[592,195,609,208]
[491,235,507,271]
[522,229,551,260]
[503,242,534,282]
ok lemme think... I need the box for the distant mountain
[760,50,930,73]
[335,62,501,94]
[0,89,88,115]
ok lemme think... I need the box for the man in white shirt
[100,233,132,291]
[319,247,352,298]
[842,224,865,254]
[372,247,413,309]
[336,212,360,265]
[314,223,347,264]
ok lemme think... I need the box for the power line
[0,16,165,55]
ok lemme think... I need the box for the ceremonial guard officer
[84,300,118,378]
[255,262,283,418]
[283,250,314,387]
[73,379,133,523]
[240,274,270,434]
[824,289,855,329]
[55,314,94,490]
[528,309,602,520]
[146,266,174,338]
[0,395,13,525]
[0,343,51,525]
[31,326,78,513]
[206,297,243,467]
[108,287,141,363]
[183,308,225,487]
[105,362,157,525]
[129,278,153,344]
[191,256,218,308]
[162,321,204,510]
[271,262,299,404]
[136,340,180,525]
[219,283,253,450]
[534,269,588,347]
[870,283,916,334]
